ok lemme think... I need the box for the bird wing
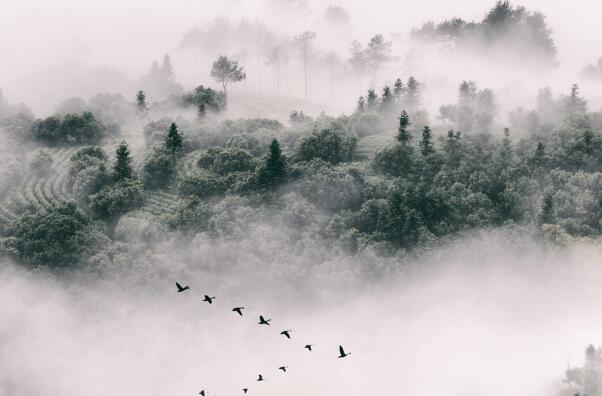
[176,282,183,290]
[259,315,265,321]
[339,345,345,355]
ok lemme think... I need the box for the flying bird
[304,344,314,351]
[243,389,249,394]
[203,295,215,304]
[280,330,292,339]
[199,391,206,396]
[338,345,351,358]
[278,366,288,372]
[257,374,264,382]
[258,315,271,325]
[176,282,189,292]
[232,307,245,316]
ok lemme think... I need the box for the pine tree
[501,127,513,161]
[198,102,206,118]
[381,86,393,110]
[540,193,554,224]
[113,141,133,181]
[258,139,287,187]
[396,110,411,143]
[393,78,404,98]
[533,141,546,167]
[406,76,420,110]
[366,89,378,109]
[136,90,147,116]
[165,123,183,170]
[420,125,434,157]
[357,96,366,112]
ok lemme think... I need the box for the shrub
[142,146,174,189]
[89,179,145,219]
[30,111,111,145]
[10,203,103,267]
[297,125,358,164]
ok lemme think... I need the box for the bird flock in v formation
[175,282,351,395]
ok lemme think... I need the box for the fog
[1,229,600,396]
[3,0,602,116]
[3,1,602,395]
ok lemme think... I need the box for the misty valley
[3,1,602,395]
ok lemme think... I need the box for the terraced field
[355,134,392,160]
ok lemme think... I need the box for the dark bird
[203,295,215,304]
[280,330,292,339]
[243,389,248,394]
[278,366,288,372]
[258,315,271,325]
[338,345,351,358]
[199,391,206,396]
[257,374,264,382]
[176,282,189,292]
[304,344,314,351]
[232,307,245,316]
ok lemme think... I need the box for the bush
[297,125,358,164]
[168,198,213,232]
[198,147,256,175]
[89,179,145,219]
[178,171,225,198]
[142,146,174,189]
[10,203,103,267]
[30,111,111,145]
[179,85,226,112]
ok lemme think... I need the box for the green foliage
[168,197,213,233]
[89,179,145,219]
[178,170,225,198]
[10,203,102,267]
[165,122,183,169]
[257,139,287,188]
[297,125,358,164]
[210,55,247,94]
[179,85,227,113]
[136,90,147,116]
[396,110,411,143]
[113,141,134,181]
[198,147,256,176]
[30,111,110,145]
[142,146,173,189]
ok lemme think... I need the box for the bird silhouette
[203,295,215,304]
[280,330,292,339]
[278,366,288,372]
[257,374,264,382]
[258,315,271,325]
[199,391,206,396]
[176,282,189,292]
[232,307,245,316]
[242,389,249,394]
[304,344,314,351]
[338,345,351,358]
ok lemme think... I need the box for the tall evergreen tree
[381,86,393,110]
[113,141,133,181]
[406,76,420,110]
[366,89,378,109]
[393,78,404,98]
[258,139,287,188]
[165,123,183,170]
[420,125,434,157]
[136,90,147,116]
[396,110,411,143]
[540,193,554,224]
[357,96,366,112]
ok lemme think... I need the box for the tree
[265,46,288,96]
[89,179,145,220]
[420,126,434,157]
[10,202,101,267]
[396,110,411,143]
[113,141,133,181]
[393,78,405,98]
[406,77,421,111]
[211,55,247,95]
[294,31,317,101]
[165,122,183,170]
[366,34,393,87]
[258,139,287,188]
[348,40,369,90]
[366,89,378,110]
[136,90,147,116]
[381,86,394,111]
[540,193,554,224]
